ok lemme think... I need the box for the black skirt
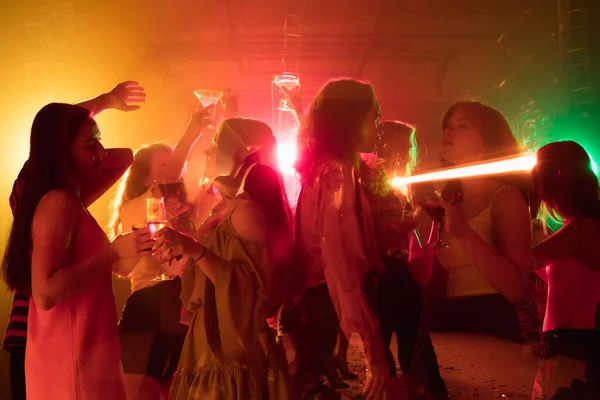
[118,278,188,383]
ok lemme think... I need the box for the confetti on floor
[341,332,539,399]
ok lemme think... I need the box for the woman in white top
[411,101,533,398]
[530,140,600,398]
[425,101,532,338]
[109,105,214,400]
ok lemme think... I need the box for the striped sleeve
[3,160,30,351]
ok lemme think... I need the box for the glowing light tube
[390,153,537,189]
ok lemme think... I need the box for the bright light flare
[277,141,297,175]
[391,153,537,188]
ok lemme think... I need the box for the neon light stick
[390,153,537,189]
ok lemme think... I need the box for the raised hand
[280,84,304,115]
[107,81,146,112]
[189,103,216,130]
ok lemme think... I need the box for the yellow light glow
[391,153,537,188]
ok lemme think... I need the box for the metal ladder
[558,0,595,119]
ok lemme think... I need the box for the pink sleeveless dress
[25,205,126,400]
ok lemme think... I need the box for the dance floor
[342,332,541,399]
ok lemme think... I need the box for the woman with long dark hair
[1,81,146,400]
[362,121,424,379]
[530,140,600,398]
[293,78,389,399]
[151,118,294,400]
[1,102,153,400]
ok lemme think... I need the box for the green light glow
[590,156,598,176]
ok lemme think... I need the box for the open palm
[107,81,146,111]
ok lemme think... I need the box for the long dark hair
[2,103,91,293]
[109,143,173,238]
[441,101,529,203]
[531,140,600,224]
[295,78,378,180]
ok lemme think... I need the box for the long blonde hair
[108,143,172,239]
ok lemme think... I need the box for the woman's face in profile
[70,119,107,180]
[359,102,381,154]
[441,106,486,165]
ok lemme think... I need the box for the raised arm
[75,81,146,117]
[31,190,152,310]
[281,85,304,125]
[154,106,214,184]
[317,164,387,367]
[82,148,133,207]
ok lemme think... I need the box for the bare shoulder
[36,189,81,215]
[230,200,267,243]
[490,186,528,216]
[33,189,81,235]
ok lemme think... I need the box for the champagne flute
[193,89,222,126]
[152,179,189,220]
[146,197,174,281]
[418,196,450,248]
[273,74,300,112]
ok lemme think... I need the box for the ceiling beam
[224,0,245,73]
[356,0,388,78]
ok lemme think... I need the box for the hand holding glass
[273,74,300,112]
[146,198,174,281]
[193,89,222,127]
[418,197,450,248]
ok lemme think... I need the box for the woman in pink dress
[1,101,154,400]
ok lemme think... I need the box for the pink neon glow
[276,137,301,206]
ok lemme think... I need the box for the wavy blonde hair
[108,143,172,239]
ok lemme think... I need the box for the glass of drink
[273,74,300,112]
[418,197,450,248]
[193,89,222,126]
[152,179,189,221]
[146,197,174,281]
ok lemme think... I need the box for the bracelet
[193,247,207,263]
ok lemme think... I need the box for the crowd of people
[1,77,599,400]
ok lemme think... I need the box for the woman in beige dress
[152,118,294,400]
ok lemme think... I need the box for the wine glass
[146,197,174,281]
[418,196,450,248]
[152,179,189,220]
[273,74,300,112]
[193,89,222,126]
